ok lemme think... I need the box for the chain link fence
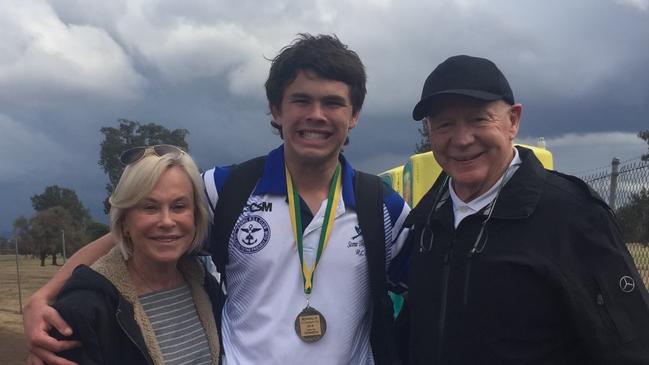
[580,157,649,289]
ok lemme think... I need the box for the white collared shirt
[449,148,522,228]
[201,145,411,365]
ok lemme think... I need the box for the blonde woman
[50,145,222,365]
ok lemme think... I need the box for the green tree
[29,207,87,266]
[85,221,110,241]
[12,216,33,256]
[0,235,9,254]
[639,129,649,161]
[31,185,91,225]
[99,119,189,213]
[30,185,106,254]
[415,120,431,153]
[616,188,649,245]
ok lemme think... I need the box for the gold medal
[294,305,327,343]
[286,164,340,343]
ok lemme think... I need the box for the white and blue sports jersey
[202,145,410,365]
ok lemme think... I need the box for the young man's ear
[270,105,281,125]
[348,110,360,130]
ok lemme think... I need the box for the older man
[398,55,649,364]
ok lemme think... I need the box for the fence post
[609,158,620,210]
[14,236,23,314]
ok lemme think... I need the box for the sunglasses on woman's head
[119,145,185,166]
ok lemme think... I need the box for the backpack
[210,156,399,365]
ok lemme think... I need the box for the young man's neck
[285,154,340,214]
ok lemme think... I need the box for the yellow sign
[383,144,553,208]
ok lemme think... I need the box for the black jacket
[51,249,224,365]
[400,146,649,365]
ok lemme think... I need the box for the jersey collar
[253,145,358,209]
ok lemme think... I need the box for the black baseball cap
[412,55,515,121]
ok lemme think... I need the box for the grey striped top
[140,284,212,365]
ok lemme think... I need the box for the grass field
[0,245,647,364]
[0,255,60,365]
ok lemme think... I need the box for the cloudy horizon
[1,0,648,234]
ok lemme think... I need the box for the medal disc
[294,306,327,342]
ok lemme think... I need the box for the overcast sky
[1,0,648,234]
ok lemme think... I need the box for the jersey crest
[233,215,271,254]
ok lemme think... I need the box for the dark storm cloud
[1,0,648,233]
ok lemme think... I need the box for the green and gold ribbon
[286,164,342,295]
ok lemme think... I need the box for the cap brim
[411,89,505,121]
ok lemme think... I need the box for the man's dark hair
[265,33,367,116]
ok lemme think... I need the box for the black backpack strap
[211,156,266,287]
[354,171,399,365]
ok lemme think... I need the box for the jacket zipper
[436,235,455,364]
[116,308,154,365]
[463,253,475,309]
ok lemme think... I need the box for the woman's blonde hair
[109,150,209,260]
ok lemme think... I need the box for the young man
[24,34,410,365]
[398,55,649,364]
